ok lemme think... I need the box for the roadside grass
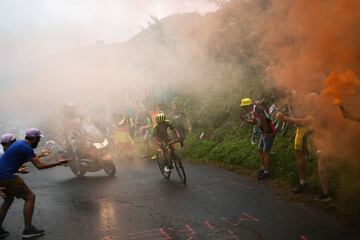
[181,130,360,222]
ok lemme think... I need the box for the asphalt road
[2,157,359,240]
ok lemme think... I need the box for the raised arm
[277,112,313,127]
[339,105,360,123]
[240,115,256,125]
[30,157,69,170]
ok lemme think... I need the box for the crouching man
[0,128,69,239]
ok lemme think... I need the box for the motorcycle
[54,123,116,177]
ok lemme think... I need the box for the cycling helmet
[155,113,166,122]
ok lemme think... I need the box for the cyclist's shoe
[150,155,157,160]
[292,183,307,194]
[22,225,45,239]
[256,169,264,177]
[315,192,332,202]
[164,166,171,173]
[0,227,9,238]
[257,172,270,180]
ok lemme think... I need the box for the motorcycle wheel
[103,160,116,177]
[69,161,87,178]
[70,165,86,178]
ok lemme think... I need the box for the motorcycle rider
[61,104,94,158]
[61,103,112,174]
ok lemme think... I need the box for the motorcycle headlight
[93,138,109,149]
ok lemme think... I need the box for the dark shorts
[258,134,275,152]
[0,175,32,199]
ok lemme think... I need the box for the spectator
[277,93,331,201]
[240,98,276,180]
[168,101,192,140]
[1,133,16,153]
[0,128,69,238]
[1,133,29,174]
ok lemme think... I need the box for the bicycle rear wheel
[173,154,186,184]
[157,153,171,179]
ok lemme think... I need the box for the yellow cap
[240,98,253,107]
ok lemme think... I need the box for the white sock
[264,170,269,174]
[300,179,305,185]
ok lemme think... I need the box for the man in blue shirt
[0,128,69,239]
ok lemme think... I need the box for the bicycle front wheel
[173,154,186,184]
[157,153,171,179]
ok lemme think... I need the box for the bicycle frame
[159,138,180,156]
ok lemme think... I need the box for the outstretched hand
[39,148,52,158]
[58,159,71,165]
[276,112,285,121]
[18,166,30,174]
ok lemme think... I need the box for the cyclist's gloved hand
[180,139,184,148]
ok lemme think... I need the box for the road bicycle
[156,139,186,184]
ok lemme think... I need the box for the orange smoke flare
[323,70,360,105]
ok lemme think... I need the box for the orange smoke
[323,70,360,105]
[263,0,360,161]
[264,0,360,92]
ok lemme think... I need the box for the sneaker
[293,184,306,194]
[256,169,264,177]
[0,227,9,238]
[22,226,45,239]
[164,166,171,173]
[316,192,332,202]
[257,172,270,180]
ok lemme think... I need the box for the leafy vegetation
[136,0,360,220]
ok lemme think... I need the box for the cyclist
[152,113,183,173]
[240,98,276,180]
